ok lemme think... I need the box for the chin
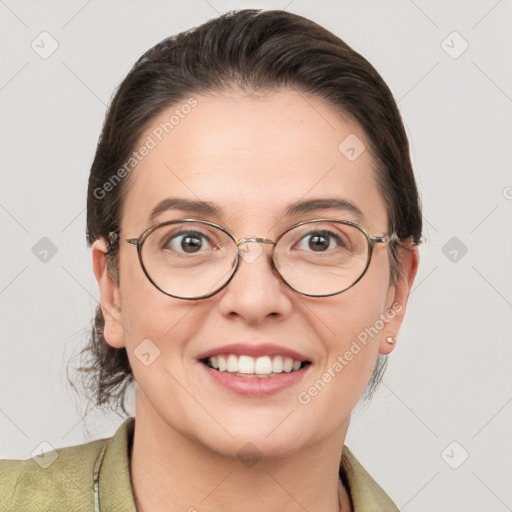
[199,430,308,462]
[185,411,317,461]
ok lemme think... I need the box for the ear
[379,241,419,355]
[92,238,125,349]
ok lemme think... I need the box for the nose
[217,239,293,324]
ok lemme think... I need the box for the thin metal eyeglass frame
[108,218,398,300]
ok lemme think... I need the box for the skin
[92,88,419,512]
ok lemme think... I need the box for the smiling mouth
[201,354,311,378]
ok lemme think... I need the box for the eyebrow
[149,197,364,223]
[283,198,364,222]
[149,197,222,221]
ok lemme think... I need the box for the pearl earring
[385,336,395,344]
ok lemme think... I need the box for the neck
[130,395,353,512]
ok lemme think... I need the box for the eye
[164,230,214,254]
[295,230,347,252]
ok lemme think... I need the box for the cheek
[293,290,389,442]
[313,262,392,393]
[118,286,204,423]
[325,294,383,367]
[117,250,194,367]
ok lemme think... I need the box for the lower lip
[201,363,309,397]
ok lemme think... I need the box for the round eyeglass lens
[273,221,371,296]
[139,221,238,299]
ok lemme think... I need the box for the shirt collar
[96,417,397,512]
[97,417,137,511]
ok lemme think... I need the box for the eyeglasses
[108,218,397,300]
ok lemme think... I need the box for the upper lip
[198,343,310,362]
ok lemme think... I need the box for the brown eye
[164,231,211,254]
[295,230,348,252]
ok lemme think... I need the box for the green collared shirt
[0,417,398,511]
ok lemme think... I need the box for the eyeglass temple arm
[373,233,400,244]
[108,231,139,245]
[107,232,138,255]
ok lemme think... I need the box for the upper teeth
[209,355,302,375]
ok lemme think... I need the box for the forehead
[121,88,387,234]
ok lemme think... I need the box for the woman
[0,9,421,511]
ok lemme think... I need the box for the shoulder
[340,446,399,512]
[0,432,109,511]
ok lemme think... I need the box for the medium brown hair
[74,9,422,415]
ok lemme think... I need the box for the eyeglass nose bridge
[235,237,276,264]
[235,237,275,247]
[236,237,275,256]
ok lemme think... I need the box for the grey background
[1,1,511,510]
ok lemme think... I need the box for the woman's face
[93,88,418,457]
